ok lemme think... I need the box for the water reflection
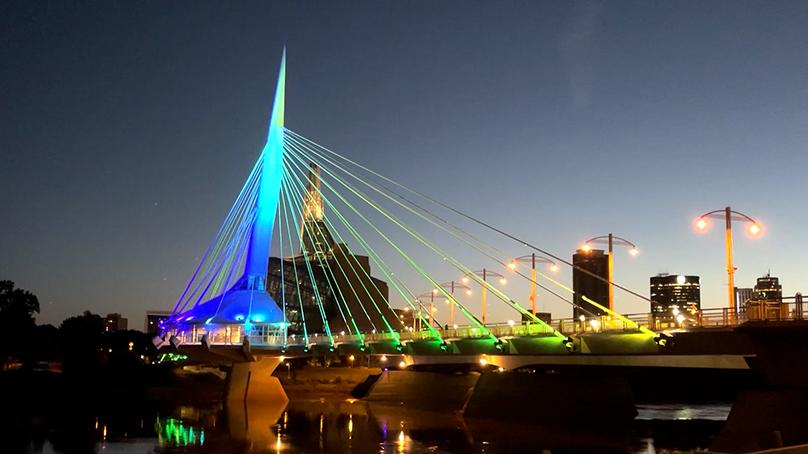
[7,399,730,453]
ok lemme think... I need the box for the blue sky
[2,1,808,326]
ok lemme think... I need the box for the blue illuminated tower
[169,50,287,328]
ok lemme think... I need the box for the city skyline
[2,1,808,326]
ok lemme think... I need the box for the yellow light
[348,355,355,362]
[696,218,707,230]
[507,319,515,326]
[128,341,134,351]
[398,361,406,369]
[403,307,409,312]
[479,357,488,366]
[508,262,517,270]
[462,277,469,284]
[581,243,592,253]
[380,355,387,362]
[578,315,586,322]
[676,314,685,324]
[465,289,472,296]
[453,324,458,329]
[550,264,559,272]
[499,278,507,285]
[749,223,761,235]
[629,248,639,256]
[432,288,438,294]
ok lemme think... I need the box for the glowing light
[462,277,469,284]
[499,278,507,285]
[507,319,515,326]
[340,331,345,336]
[479,357,488,366]
[453,324,458,329]
[380,355,387,362]
[749,223,761,235]
[696,218,708,230]
[128,341,134,351]
[629,248,639,256]
[672,307,680,316]
[432,288,438,294]
[398,361,406,369]
[465,290,472,296]
[581,243,592,253]
[578,315,586,322]
[676,275,686,285]
[590,319,601,330]
[550,264,559,272]
[497,367,504,372]
[676,314,685,324]
[234,314,245,321]
[403,307,409,312]
[348,355,355,362]
[508,262,517,270]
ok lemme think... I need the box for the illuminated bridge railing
[173,297,805,347]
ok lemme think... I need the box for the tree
[0,280,40,363]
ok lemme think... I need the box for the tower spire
[244,48,286,288]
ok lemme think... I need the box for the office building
[104,313,128,332]
[572,249,609,319]
[649,274,700,316]
[754,273,782,302]
[735,287,754,307]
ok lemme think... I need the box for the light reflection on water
[18,399,729,454]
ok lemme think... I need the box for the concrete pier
[225,356,289,403]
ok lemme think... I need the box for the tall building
[572,249,609,319]
[649,274,700,316]
[264,162,396,336]
[754,273,782,302]
[735,287,754,307]
[104,313,128,332]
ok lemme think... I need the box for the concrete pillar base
[226,356,289,403]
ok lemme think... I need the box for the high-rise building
[735,287,754,307]
[264,162,396,335]
[649,274,700,316]
[104,313,128,332]
[572,249,609,319]
[754,273,782,302]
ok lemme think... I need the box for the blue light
[235,314,245,321]
[252,314,266,323]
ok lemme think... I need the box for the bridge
[156,49,808,407]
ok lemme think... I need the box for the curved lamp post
[694,206,762,311]
[507,253,558,315]
[434,281,472,327]
[581,234,639,312]
[461,269,507,324]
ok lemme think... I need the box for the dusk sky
[3,1,808,327]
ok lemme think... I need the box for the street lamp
[461,269,507,324]
[427,281,473,327]
[694,206,762,311]
[580,234,639,312]
[508,254,558,316]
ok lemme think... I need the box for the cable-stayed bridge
[156,51,808,405]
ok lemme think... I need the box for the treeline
[0,280,157,376]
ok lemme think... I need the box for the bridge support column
[226,356,288,403]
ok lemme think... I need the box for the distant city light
[676,275,687,285]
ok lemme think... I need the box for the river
[9,398,731,453]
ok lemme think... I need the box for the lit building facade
[572,249,609,319]
[649,274,700,316]
[104,313,128,332]
[753,273,782,302]
[145,310,171,335]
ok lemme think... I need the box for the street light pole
[482,268,487,324]
[508,254,558,315]
[607,233,614,313]
[725,207,735,313]
[695,206,762,312]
